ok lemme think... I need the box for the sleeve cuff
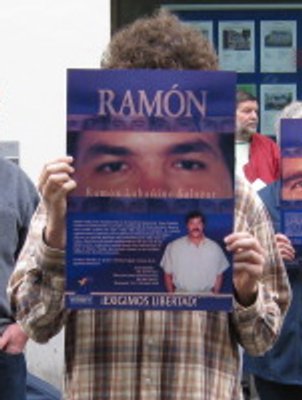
[233,282,266,323]
[36,228,65,273]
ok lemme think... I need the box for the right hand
[38,157,76,249]
[275,233,295,261]
[225,231,265,307]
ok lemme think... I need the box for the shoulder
[253,133,279,149]
[235,176,260,207]
[0,156,32,183]
[167,235,187,248]
[0,156,39,210]
[0,155,17,173]
[204,237,222,249]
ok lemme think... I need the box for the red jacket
[243,133,280,184]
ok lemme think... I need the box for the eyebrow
[167,140,216,156]
[80,137,217,162]
[82,144,133,161]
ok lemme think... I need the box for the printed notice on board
[65,69,236,311]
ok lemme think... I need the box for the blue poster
[66,69,236,311]
[281,118,302,269]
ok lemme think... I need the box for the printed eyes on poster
[65,69,236,311]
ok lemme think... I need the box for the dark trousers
[0,350,26,400]
[255,376,302,400]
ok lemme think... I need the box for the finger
[233,248,265,266]
[233,261,263,277]
[225,235,265,257]
[39,163,74,190]
[40,156,74,177]
[279,245,296,261]
[279,242,295,253]
[38,158,74,192]
[275,233,291,245]
[225,231,252,244]
[43,183,77,214]
[276,239,295,252]
[41,173,76,197]
[275,232,287,239]
[281,253,295,262]
[224,232,264,253]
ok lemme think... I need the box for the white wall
[0,0,111,183]
[0,0,110,391]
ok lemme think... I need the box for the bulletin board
[163,3,302,136]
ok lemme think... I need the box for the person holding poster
[161,210,229,293]
[8,10,290,400]
[244,101,302,400]
[235,90,280,190]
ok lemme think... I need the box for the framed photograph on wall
[260,83,297,135]
[261,20,297,73]
[218,20,255,72]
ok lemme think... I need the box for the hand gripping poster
[66,69,236,311]
[281,118,302,269]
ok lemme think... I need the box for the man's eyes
[95,162,129,174]
[93,158,207,174]
[173,159,206,171]
[291,181,302,190]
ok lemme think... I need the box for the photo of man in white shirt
[161,210,230,293]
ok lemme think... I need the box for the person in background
[235,90,280,190]
[0,155,39,400]
[244,101,302,400]
[8,10,291,400]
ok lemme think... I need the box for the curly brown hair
[101,9,218,70]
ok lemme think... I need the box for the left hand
[224,232,265,307]
[0,323,28,354]
[39,157,76,250]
